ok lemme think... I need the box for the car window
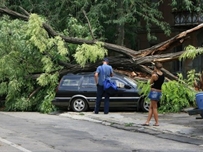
[124,77,137,88]
[61,77,80,86]
[82,76,95,86]
[115,80,125,88]
[111,78,125,88]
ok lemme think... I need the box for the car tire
[140,97,150,112]
[71,98,88,112]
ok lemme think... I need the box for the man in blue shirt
[94,58,113,114]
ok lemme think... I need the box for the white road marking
[0,137,32,152]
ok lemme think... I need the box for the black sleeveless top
[151,73,165,90]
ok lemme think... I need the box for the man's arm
[110,72,113,77]
[110,66,113,77]
[94,72,99,85]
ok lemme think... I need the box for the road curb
[59,112,203,145]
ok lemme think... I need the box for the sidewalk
[59,111,203,145]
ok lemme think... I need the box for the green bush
[160,81,196,113]
[137,70,197,113]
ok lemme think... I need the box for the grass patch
[124,123,134,127]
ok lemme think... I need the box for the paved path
[59,111,203,145]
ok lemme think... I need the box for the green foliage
[5,0,172,48]
[5,0,200,47]
[63,16,90,39]
[160,80,195,113]
[160,70,197,113]
[137,70,198,113]
[134,1,171,41]
[2,0,201,113]
[179,45,203,60]
[62,16,96,57]
[171,0,203,12]
[37,73,59,87]
[0,0,7,7]
[137,80,151,104]
[124,123,134,127]
[27,14,69,61]
[184,70,200,87]
[0,14,70,113]
[74,42,107,67]
[38,88,56,113]
[0,82,8,95]
[0,14,111,113]
[137,80,151,97]
[5,97,32,111]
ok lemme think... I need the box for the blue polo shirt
[96,64,113,86]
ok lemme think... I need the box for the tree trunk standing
[116,0,125,46]
[109,0,125,57]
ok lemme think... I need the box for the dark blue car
[52,72,149,112]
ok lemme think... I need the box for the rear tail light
[55,85,59,92]
[56,78,63,92]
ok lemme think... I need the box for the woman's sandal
[142,123,150,126]
[153,124,159,126]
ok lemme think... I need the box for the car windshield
[124,77,137,88]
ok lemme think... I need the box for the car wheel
[140,97,150,112]
[71,98,88,112]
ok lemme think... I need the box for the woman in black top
[142,62,165,126]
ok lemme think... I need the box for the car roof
[63,72,126,78]
[62,72,94,78]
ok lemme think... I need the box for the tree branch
[1,7,203,81]
[82,10,95,40]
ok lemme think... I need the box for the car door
[56,75,82,101]
[110,77,139,108]
[80,75,97,107]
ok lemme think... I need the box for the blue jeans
[148,90,162,101]
[94,85,110,114]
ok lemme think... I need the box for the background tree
[2,0,171,48]
[171,0,203,12]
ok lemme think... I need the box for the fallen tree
[0,7,202,80]
[0,7,202,113]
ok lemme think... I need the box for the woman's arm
[150,73,158,85]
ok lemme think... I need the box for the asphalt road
[0,112,203,152]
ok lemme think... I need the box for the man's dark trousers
[94,85,110,114]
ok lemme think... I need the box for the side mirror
[124,84,131,89]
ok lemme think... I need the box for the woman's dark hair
[155,62,163,70]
